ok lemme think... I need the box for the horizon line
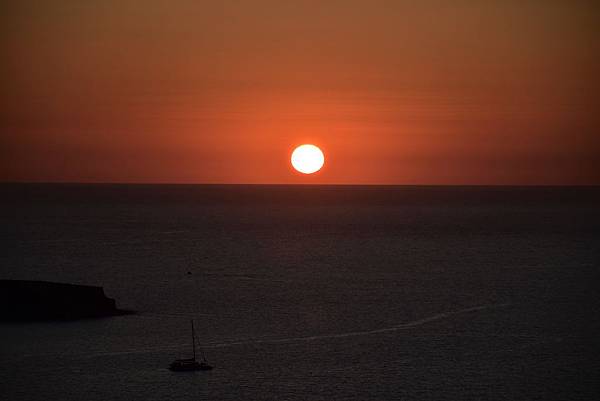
[1,181,598,188]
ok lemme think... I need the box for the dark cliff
[0,280,127,321]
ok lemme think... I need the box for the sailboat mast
[191,319,196,360]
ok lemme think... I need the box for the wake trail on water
[210,303,511,348]
[55,302,510,360]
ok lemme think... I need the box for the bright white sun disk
[291,144,324,174]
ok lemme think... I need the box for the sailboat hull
[169,359,213,371]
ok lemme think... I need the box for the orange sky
[2,0,599,184]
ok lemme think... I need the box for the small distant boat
[169,319,213,371]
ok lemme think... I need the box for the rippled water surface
[1,185,598,400]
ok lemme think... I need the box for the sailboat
[169,319,213,371]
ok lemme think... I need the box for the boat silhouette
[169,319,213,371]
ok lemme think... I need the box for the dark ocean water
[1,184,599,401]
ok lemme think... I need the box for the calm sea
[1,184,598,401]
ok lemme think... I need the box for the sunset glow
[1,1,598,184]
[3,2,598,398]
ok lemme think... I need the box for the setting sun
[291,144,325,174]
